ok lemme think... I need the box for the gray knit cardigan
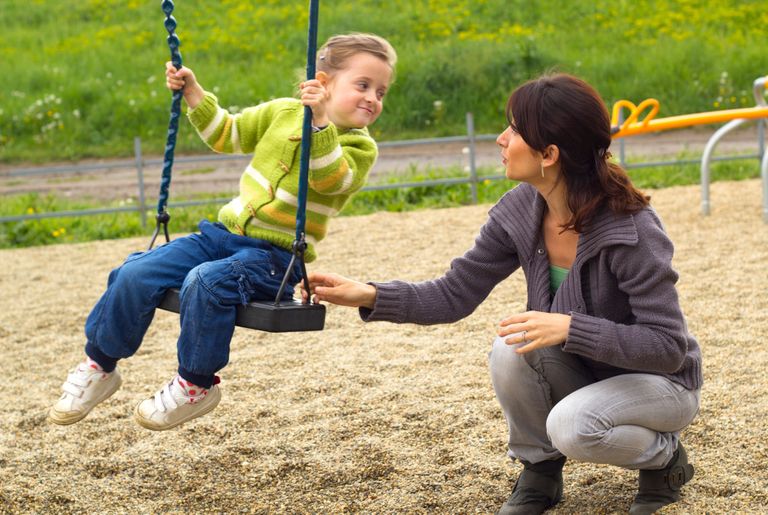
[362,183,703,390]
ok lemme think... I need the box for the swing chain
[148,210,171,250]
[273,233,310,306]
[150,0,183,250]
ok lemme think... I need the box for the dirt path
[1,125,764,202]
[1,179,766,513]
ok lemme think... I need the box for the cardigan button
[536,248,545,255]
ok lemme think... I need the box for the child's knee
[181,261,243,305]
[112,253,151,286]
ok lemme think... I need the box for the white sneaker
[49,360,122,425]
[134,375,221,431]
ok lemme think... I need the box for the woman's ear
[542,145,560,167]
[316,71,329,86]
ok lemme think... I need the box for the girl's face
[496,123,544,182]
[324,53,392,129]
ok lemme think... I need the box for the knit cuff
[187,91,219,128]
[178,365,215,389]
[562,311,605,360]
[358,282,403,323]
[84,341,119,373]
[310,123,339,157]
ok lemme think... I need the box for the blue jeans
[84,220,301,388]
[489,337,700,470]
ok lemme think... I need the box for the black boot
[498,456,566,515]
[629,443,695,515]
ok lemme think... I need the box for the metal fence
[1,113,766,225]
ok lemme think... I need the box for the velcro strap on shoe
[639,463,694,492]
[62,382,84,397]
[66,373,89,388]
[514,469,561,500]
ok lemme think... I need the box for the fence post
[134,137,147,228]
[465,112,478,204]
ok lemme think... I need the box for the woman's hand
[298,272,377,309]
[165,61,204,108]
[498,311,572,354]
[300,79,330,128]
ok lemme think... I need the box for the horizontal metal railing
[1,114,765,224]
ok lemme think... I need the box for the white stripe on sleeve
[199,107,227,141]
[334,169,356,194]
[309,145,343,170]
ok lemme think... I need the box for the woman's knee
[546,391,607,461]
[489,337,534,388]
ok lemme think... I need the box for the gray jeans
[489,337,700,470]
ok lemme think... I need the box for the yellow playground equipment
[609,76,768,222]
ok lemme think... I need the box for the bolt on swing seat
[151,0,325,333]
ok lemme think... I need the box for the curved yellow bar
[611,98,660,130]
[611,105,768,139]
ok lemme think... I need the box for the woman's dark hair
[506,73,649,232]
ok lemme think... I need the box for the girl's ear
[542,145,560,167]
[316,71,329,86]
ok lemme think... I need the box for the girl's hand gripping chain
[300,77,330,128]
[165,61,204,109]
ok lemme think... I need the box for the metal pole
[762,149,768,223]
[466,112,478,204]
[618,109,627,168]
[134,137,147,228]
[700,118,748,216]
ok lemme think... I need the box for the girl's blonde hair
[317,33,397,78]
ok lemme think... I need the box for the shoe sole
[134,385,222,431]
[49,375,123,426]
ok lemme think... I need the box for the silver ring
[522,330,527,342]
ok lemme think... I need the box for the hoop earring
[540,162,545,178]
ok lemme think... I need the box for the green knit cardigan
[187,92,378,262]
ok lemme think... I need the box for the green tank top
[549,265,569,295]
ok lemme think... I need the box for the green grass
[1,0,766,163]
[0,158,761,249]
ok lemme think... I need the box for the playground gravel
[0,178,766,514]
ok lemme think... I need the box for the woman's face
[496,123,543,182]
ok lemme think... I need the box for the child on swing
[50,33,396,431]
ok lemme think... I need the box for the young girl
[50,33,397,431]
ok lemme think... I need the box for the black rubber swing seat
[158,288,326,333]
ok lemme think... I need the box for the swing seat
[158,288,325,333]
